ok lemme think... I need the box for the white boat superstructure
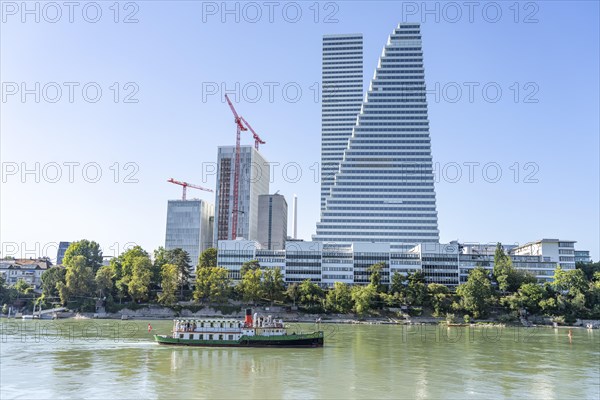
[171,311,287,342]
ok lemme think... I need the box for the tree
[240,260,261,277]
[548,266,590,320]
[62,240,103,272]
[351,284,377,315]
[368,262,385,292]
[427,283,451,317]
[492,243,533,293]
[239,269,263,304]
[325,282,353,313]
[262,268,285,304]
[198,248,218,269]
[456,267,493,318]
[61,255,96,305]
[502,282,546,315]
[158,263,178,305]
[286,283,300,306]
[298,279,324,309]
[576,261,600,281]
[194,267,231,303]
[95,266,114,298]
[41,267,66,299]
[390,272,406,295]
[14,279,33,298]
[170,248,192,297]
[406,271,428,306]
[128,256,152,302]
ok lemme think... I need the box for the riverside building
[217,239,577,288]
[314,23,439,244]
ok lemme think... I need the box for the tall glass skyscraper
[320,34,364,210]
[314,23,440,244]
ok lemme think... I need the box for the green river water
[0,319,598,399]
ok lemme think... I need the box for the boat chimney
[244,308,253,327]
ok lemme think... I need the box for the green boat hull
[154,332,324,348]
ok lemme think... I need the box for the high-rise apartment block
[315,24,440,245]
[213,145,270,243]
[257,194,288,250]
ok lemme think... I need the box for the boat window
[179,334,183,339]
[209,334,213,340]
[201,322,204,327]
[219,335,223,340]
[228,335,233,340]
[210,322,213,327]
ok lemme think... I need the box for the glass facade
[165,200,214,269]
[320,33,364,211]
[315,24,440,244]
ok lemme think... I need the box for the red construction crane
[224,94,247,240]
[240,117,266,150]
[167,178,213,200]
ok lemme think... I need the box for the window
[179,334,184,339]
[209,334,213,340]
[228,335,234,340]
[219,335,223,340]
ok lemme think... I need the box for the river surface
[1,319,598,399]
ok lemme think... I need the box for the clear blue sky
[1,1,598,261]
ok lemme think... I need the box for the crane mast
[224,94,247,240]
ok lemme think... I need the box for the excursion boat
[154,309,324,348]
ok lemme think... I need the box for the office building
[56,241,71,265]
[214,145,270,243]
[165,199,214,268]
[217,238,577,287]
[574,250,591,264]
[315,23,439,244]
[257,194,288,250]
[320,33,364,210]
[510,239,576,270]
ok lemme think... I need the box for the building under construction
[213,145,270,244]
[165,178,214,268]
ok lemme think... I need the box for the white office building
[315,23,439,244]
[214,145,270,243]
[217,238,576,288]
[510,239,577,270]
[165,199,214,268]
[320,33,364,210]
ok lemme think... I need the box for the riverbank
[8,304,597,329]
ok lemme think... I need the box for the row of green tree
[3,241,599,323]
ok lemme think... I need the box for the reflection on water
[1,320,598,399]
